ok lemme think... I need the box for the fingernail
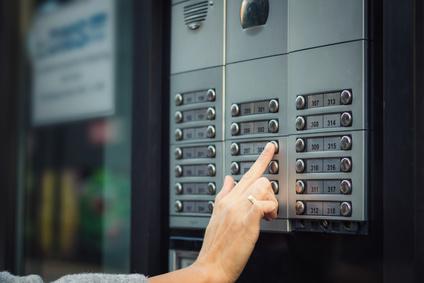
[265,142,274,150]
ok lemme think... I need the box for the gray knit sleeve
[0,271,44,283]
[51,273,148,283]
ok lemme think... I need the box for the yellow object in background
[40,170,54,255]
[60,169,79,257]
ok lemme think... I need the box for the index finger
[238,142,276,187]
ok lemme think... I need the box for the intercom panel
[287,131,367,222]
[224,137,290,232]
[225,55,287,139]
[169,250,199,271]
[169,1,369,234]
[171,0,225,74]
[226,0,287,63]
[288,0,366,52]
[287,41,367,135]
[170,67,224,144]
[170,142,224,228]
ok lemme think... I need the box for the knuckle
[257,176,271,186]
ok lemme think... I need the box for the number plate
[324,114,341,128]
[306,180,323,194]
[306,159,323,173]
[238,100,272,116]
[323,202,341,216]
[307,94,324,108]
[306,202,323,216]
[323,92,341,107]
[183,201,196,213]
[306,115,323,130]
[307,137,324,152]
[183,183,197,194]
[323,180,340,194]
[323,158,341,172]
[239,121,272,135]
[323,136,341,151]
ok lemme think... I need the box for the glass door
[16,0,133,280]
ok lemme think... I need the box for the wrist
[190,259,231,283]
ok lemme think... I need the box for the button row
[231,119,279,136]
[296,112,352,131]
[231,99,279,117]
[295,179,352,195]
[296,89,352,110]
[230,160,279,175]
[295,135,352,152]
[175,145,216,159]
[175,107,216,123]
[175,125,216,141]
[175,89,216,106]
[175,200,214,214]
[295,201,352,217]
[175,164,216,177]
[175,182,216,195]
[295,157,352,173]
[230,140,279,156]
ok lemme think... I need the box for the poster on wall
[30,0,115,125]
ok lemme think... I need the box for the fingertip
[265,142,276,154]
[223,175,235,188]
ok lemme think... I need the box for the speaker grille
[184,1,210,30]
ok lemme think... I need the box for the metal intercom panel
[170,0,368,234]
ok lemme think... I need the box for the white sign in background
[31,0,115,125]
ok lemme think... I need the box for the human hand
[193,142,279,283]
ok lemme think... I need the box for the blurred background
[0,0,151,281]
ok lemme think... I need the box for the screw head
[296,96,306,110]
[268,161,279,174]
[340,202,352,217]
[175,200,183,212]
[340,112,353,127]
[231,104,240,117]
[175,165,183,177]
[230,143,240,155]
[231,123,240,136]
[207,164,216,176]
[230,162,240,175]
[175,111,183,123]
[175,183,183,194]
[207,182,216,195]
[207,89,216,101]
[271,181,279,194]
[295,201,306,215]
[175,147,183,159]
[175,93,183,106]
[175,129,183,141]
[340,89,353,105]
[340,180,352,194]
[269,99,279,113]
[206,107,216,120]
[268,119,279,133]
[296,116,306,130]
[206,125,216,138]
[295,180,305,194]
[295,159,305,173]
[295,138,306,152]
[340,135,352,150]
[207,145,216,158]
[340,157,352,172]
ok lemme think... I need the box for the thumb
[247,199,279,223]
